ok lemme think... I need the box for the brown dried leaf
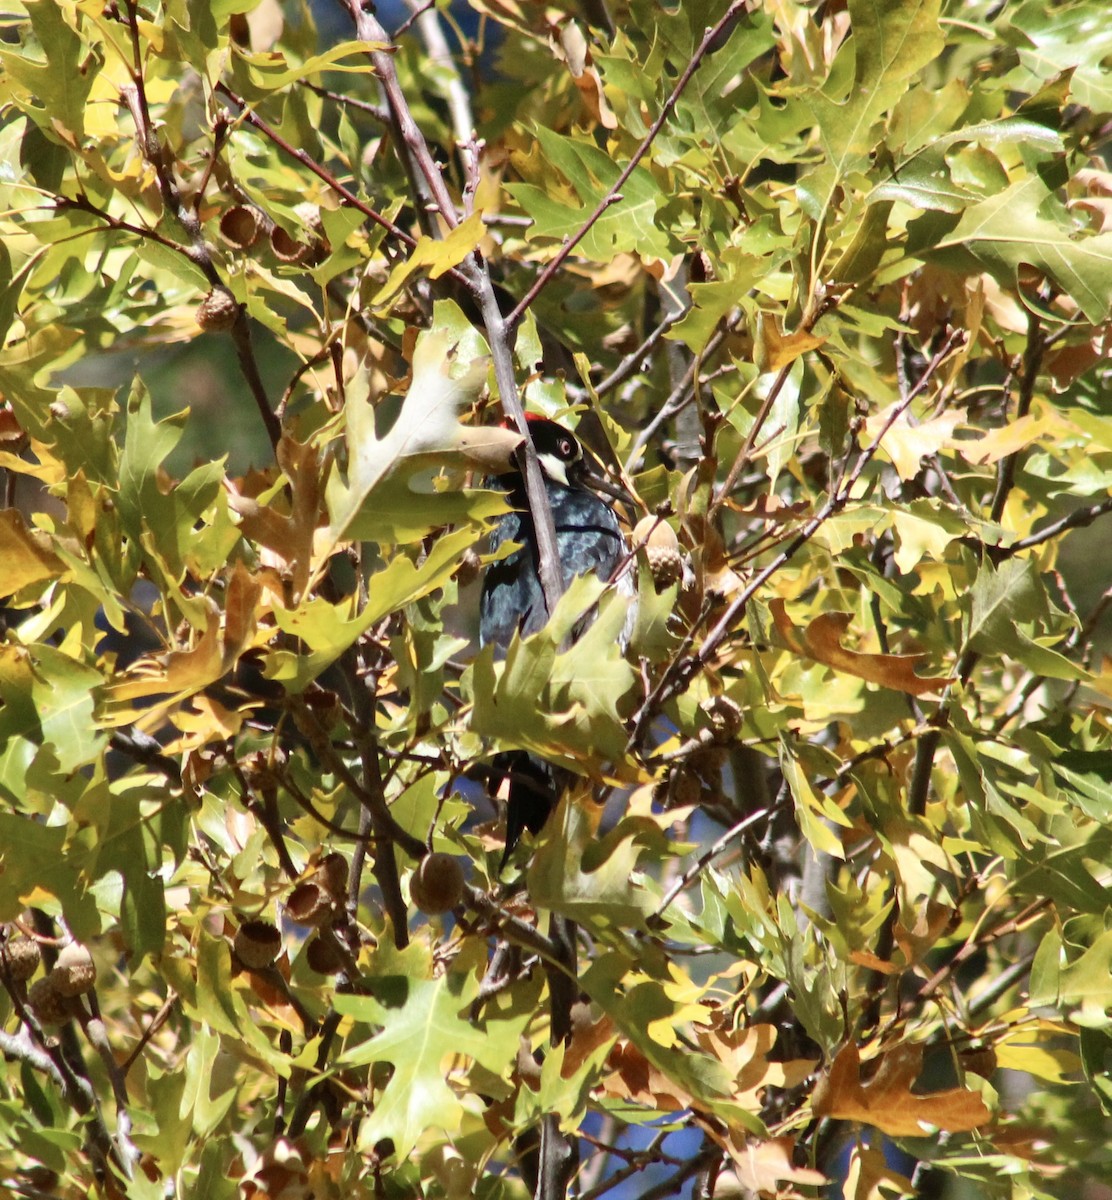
[106,563,262,709]
[724,1136,827,1195]
[602,1039,693,1112]
[226,436,324,602]
[812,1042,991,1137]
[553,21,617,129]
[692,1020,815,1110]
[563,1012,615,1077]
[770,600,948,696]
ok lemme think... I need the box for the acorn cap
[286,881,335,929]
[234,920,282,970]
[270,224,311,263]
[219,205,261,249]
[49,943,96,997]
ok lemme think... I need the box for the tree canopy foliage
[2,0,1112,1197]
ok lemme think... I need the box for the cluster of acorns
[1,932,97,1027]
[232,851,353,977]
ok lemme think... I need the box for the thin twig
[345,2,461,228]
[989,306,1044,524]
[120,3,279,450]
[77,1013,141,1177]
[405,0,478,182]
[341,0,567,618]
[1006,494,1112,553]
[596,310,686,401]
[625,325,730,471]
[120,994,177,1075]
[215,83,425,258]
[463,884,561,963]
[651,804,775,921]
[708,366,789,518]
[629,329,966,748]
[302,81,390,125]
[506,1,750,329]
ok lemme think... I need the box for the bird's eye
[558,438,574,458]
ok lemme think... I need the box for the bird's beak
[578,458,635,507]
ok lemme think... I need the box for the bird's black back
[478,455,626,866]
[479,476,625,648]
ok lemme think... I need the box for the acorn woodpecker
[479,416,627,865]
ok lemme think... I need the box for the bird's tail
[490,750,559,871]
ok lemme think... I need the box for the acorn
[49,943,96,997]
[305,932,345,976]
[196,286,240,332]
[410,853,466,915]
[700,695,743,742]
[1,935,41,982]
[233,920,282,970]
[632,516,684,588]
[27,977,75,1027]
[668,767,702,808]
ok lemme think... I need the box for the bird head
[525,415,584,488]
[521,415,630,504]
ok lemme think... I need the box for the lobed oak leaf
[102,563,263,721]
[323,321,521,553]
[958,406,1070,465]
[0,508,66,592]
[812,1041,991,1137]
[863,403,963,481]
[692,1020,816,1111]
[370,212,488,308]
[602,1038,693,1113]
[226,436,324,602]
[771,599,948,696]
[755,311,826,371]
[719,1135,827,1196]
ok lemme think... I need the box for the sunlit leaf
[813,1041,991,1136]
